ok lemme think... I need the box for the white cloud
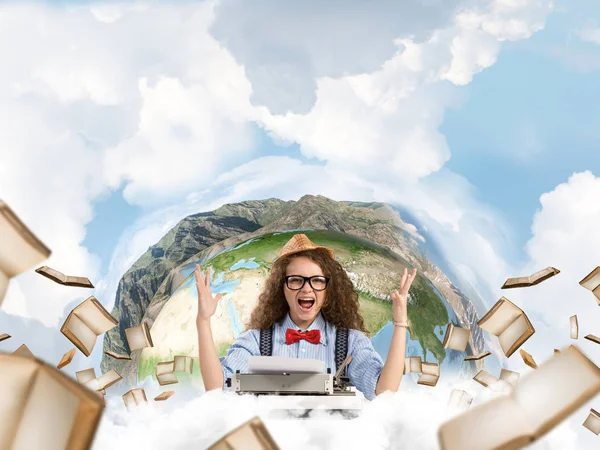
[89,379,585,450]
[577,20,600,44]
[493,171,600,353]
[209,0,466,115]
[0,1,256,325]
[467,170,600,448]
[253,0,553,182]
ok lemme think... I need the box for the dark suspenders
[259,325,350,375]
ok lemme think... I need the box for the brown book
[473,370,498,388]
[417,362,440,387]
[0,351,104,449]
[60,296,118,357]
[499,369,520,387]
[95,370,122,391]
[403,356,422,375]
[125,322,153,352]
[75,368,96,385]
[77,369,121,396]
[154,391,175,402]
[0,201,52,307]
[477,297,535,358]
[174,355,193,374]
[520,349,538,369]
[570,315,579,339]
[464,351,491,361]
[448,389,473,410]
[584,334,600,345]
[438,345,600,450]
[104,350,131,360]
[501,267,560,289]
[57,349,76,369]
[123,388,147,412]
[583,408,600,435]
[156,361,178,386]
[442,323,471,352]
[579,266,600,305]
[12,344,35,359]
[35,266,94,288]
[207,416,280,450]
[0,333,11,343]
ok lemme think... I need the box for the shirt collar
[279,311,328,346]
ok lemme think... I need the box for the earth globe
[138,229,480,387]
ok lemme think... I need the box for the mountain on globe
[101,195,501,388]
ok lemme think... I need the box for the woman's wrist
[196,316,212,327]
[393,312,408,323]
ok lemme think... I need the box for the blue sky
[442,4,600,265]
[81,0,600,276]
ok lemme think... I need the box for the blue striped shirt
[219,312,384,400]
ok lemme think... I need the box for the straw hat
[274,234,335,264]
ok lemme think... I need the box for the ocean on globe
[138,229,478,386]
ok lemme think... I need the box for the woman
[195,234,416,401]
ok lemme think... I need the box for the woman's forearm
[197,318,224,391]
[375,325,406,395]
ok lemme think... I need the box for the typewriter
[225,355,355,396]
[225,355,361,418]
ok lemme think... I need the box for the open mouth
[297,297,315,312]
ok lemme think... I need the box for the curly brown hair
[245,249,369,334]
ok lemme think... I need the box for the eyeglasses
[284,275,330,291]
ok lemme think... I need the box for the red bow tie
[285,329,321,345]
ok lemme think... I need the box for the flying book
[35,266,94,288]
[125,322,154,351]
[499,369,520,387]
[579,267,600,305]
[154,391,175,402]
[84,370,122,392]
[174,355,193,373]
[477,297,535,358]
[442,323,471,352]
[584,334,600,345]
[570,315,579,339]
[0,333,10,343]
[156,361,178,386]
[123,388,147,412]
[583,408,600,435]
[520,349,538,369]
[501,267,560,289]
[417,362,440,387]
[57,349,76,369]
[12,344,35,359]
[474,370,499,388]
[464,351,491,361]
[0,352,104,450]
[438,345,600,450]
[60,296,118,357]
[404,356,422,375]
[75,368,96,385]
[104,350,131,360]
[207,416,280,450]
[448,389,473,411]
[0,201,52,307]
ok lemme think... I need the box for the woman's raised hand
[390,267,417,323]
[195,264,223,322]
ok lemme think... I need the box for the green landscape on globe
[138,229,451,383]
